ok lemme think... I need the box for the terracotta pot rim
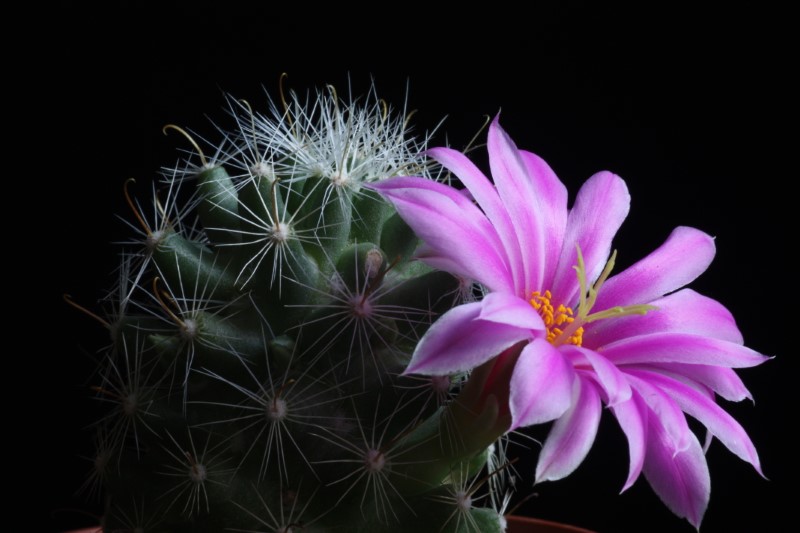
[505,514,595,533]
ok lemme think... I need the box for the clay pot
[506,515,595,533]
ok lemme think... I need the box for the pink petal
[644,363,753,402]
[610,393,648,492]
[370,177,513,292]
[479,292,546,331]
[535,377,602,483]
[633,370,763,475]
[405,302,533,376]
[487,117,548,293]
[586,288,744,348]
[551,172,630,307]
[643,414,710,529]
[509,339,575,429]
[413,245,466,273]
[561,345,632,406]
[594,226,716,311]
[519,150,568,288]
[626,373,692,455]
[428,147,526,295]
[600,333,770,368]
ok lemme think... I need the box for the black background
[24,2,791,532]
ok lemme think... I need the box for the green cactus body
[82,85,511,533]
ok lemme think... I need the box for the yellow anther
[530,289,584,346]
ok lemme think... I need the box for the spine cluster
[78,85,510,533]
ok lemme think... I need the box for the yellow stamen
[530,245,657,347]
[530,290,584,346]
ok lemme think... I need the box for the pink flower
[370,117,768,528]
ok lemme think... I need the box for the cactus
[75,83,512,532]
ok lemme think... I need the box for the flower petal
[586,289,744,348]
[561,346,631,406]
[551,171,630,307]
[594,226,716,311]
[600,333,770,368]
[643,415,710,529]
[519,150,568,287]
[610,393,648,492]
[535,377,602,483]
[626,373,692,454]
[633,370,763,475]
[405,302,532,375]
[644,363,753,402]
[479,292,545,331]
[413,245,465,274]
[370,177,512,292]
[509,339,575,429]
[487,117,548,293]
[428,146,526,295]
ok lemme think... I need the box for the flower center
[530,290,584,346]
[531,246,658,348]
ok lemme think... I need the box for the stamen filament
[552,246,656,347]
[585,304,657,322]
